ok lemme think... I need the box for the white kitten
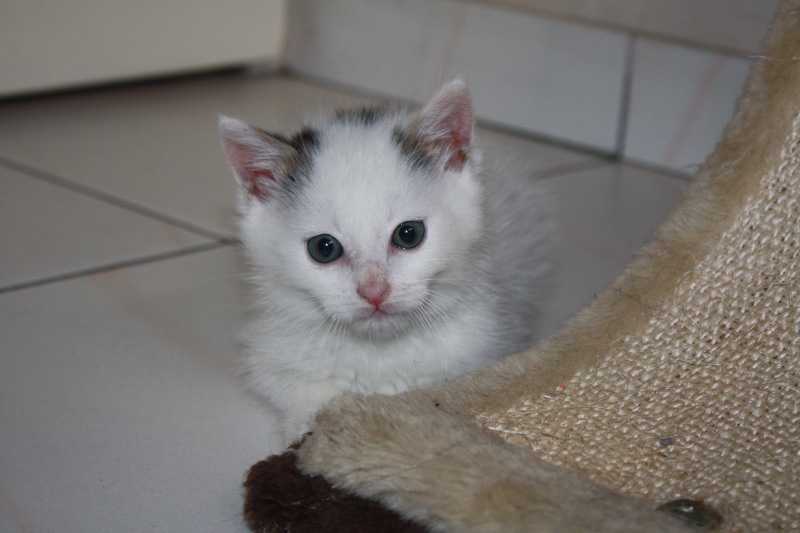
[219,80,550,446]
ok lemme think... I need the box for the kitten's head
[219,80,485,337]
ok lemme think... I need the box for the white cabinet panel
[0,0,286,97]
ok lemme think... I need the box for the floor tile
[537,163,687,338]
[477,127,599,176]
[0,247,275,533]
[550,163,687,260]
[0,165,214,291]
[0,75,375,237]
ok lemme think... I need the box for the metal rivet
[657,499,723,530]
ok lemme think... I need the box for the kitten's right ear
[218,115,295,202]
[407,79,474,172]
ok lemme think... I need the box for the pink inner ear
[223,139,275,201]
[435,110,471,171]
[421,81,474,172]
[241,169,275,201]
[443,127,469,171]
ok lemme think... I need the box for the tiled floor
[0,72,687,532]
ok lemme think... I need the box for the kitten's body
[220,81,550,446]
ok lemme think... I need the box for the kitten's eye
[392,221,425,249]
[307,234,343,263]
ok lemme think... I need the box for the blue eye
[307,234,343,263]
[392,221,425,249]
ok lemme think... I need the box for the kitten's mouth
[341,299,429,339]
[365,306,392,318]
[351,304,407,331]
[343,296,423,335]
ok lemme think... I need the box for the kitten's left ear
[411,79,474,172]
[218,115,297,202]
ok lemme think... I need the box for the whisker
[425,287,476,318]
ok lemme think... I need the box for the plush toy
[243,445,426,532]
[243,1,800,531]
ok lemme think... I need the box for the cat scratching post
[244,1,800,530]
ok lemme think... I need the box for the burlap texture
[479,94,800,533]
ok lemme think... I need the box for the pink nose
[357,280,391,309]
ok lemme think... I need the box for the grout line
[533,157,614,181]
[281,70,695,181]
[614,34,636,157]
[460,0,770,59]
[0,155,231,242]
[283,72,694,180]
[0,241,235,295]
[474,116,617,159]
[533,153,693,184]
[625,158,696,182]
[0,67,250,104]
[660,56,727,168]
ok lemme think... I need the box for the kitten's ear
[218,115,296,201]
[411,79,474,172]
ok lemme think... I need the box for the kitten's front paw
[297,393,443,476]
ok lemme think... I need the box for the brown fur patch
[243,446,426,533]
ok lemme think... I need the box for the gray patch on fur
[392,127,436,173]
[286,127,320,184]
[334,105,390,127]
[254,126,321,194]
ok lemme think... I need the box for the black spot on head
[251,125,320,192]
[258,128,319,183]
[393,127,435,172]
[333,105,389,127]
[289,128,319,158]
[283,127,320,184]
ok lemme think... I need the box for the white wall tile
[448,3,626,151]
[623,39,751,171]
[287,0,628,151]
[482,0,778,54]
[287,0,455,101]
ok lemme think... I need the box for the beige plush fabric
[479,112,800,529]
[477,5,800,529]
[298,1,800,531]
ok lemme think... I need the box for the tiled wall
[285,0,778,173]
[483,0,778,54]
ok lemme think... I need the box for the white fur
[222,82,550,446]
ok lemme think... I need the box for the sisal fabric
[479,111,800,530]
